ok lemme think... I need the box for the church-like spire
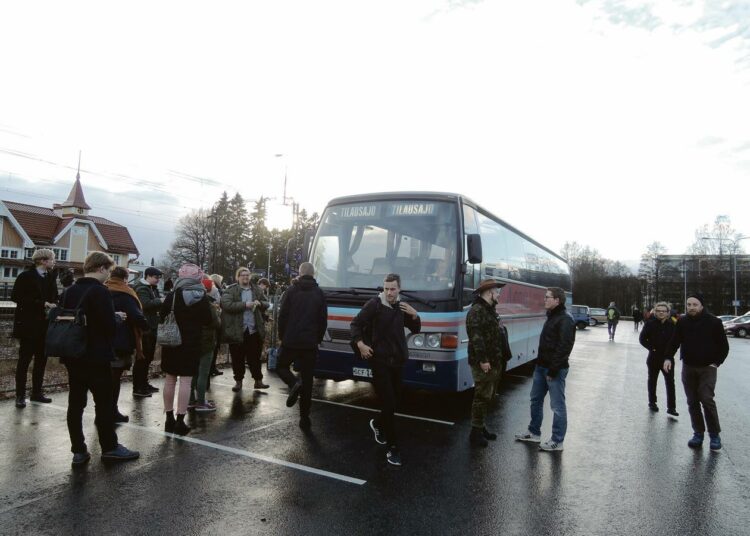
[61,151,91,210]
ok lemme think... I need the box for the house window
[25,248,35,259]
[52,248,69,261]
[112,254,121,265]
[77,208,84,214]
[1,249,19,259]
[3,267,19,278]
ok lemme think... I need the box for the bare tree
[688,215,745,255]
[165,209,212,269]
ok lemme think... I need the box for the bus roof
[324,191,568,265]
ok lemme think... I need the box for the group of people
[12,249,730,467]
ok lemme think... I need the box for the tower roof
[60,175,91,210]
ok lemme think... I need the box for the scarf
[104,278,145,360]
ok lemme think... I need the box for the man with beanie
[666,293,729,451]
[515,287,575,452]
[132,267,164,397]
[276,262,328,430]
[466,278,511,447]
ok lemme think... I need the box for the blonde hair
[31,248,54,265]
[654,301,671,312]
[83,251,114,274]
[235,267,251,281]
[210,273,224,286]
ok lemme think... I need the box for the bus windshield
[311,200,458,291]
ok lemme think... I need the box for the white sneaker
[515,431,541,443]
[539,439,564,451]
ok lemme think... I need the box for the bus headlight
[412,334,425,347]
[426,334,441,348]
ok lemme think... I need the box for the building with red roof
[0,173,139,281]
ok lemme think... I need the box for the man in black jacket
[515,287,575,452]
[131,267,164,397]
[665,293,729,451]
[276,262,328,430]
[350,273,420,466]
[639,301,678,416]
[11,248,58,408]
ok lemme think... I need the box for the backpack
[45,287,95,360]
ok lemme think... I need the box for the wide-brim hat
[475,278,506,294]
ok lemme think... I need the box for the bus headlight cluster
[410,333,458,349]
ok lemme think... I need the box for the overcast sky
[1,0,748,268]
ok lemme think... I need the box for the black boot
[482,427,497,441]
[470,427,488,447]
[174,414,190,436]
[165,410,176,433]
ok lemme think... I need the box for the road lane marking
[212,380,455,426]
[33,402,366,486]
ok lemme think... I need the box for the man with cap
[131,267,164,397]
[665,293,729,451]
[466,278,511,447]
[515,286,576,451]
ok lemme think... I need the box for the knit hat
[178,263,203,280]
[687,292,705,306]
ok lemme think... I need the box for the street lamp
[702,235,750,315]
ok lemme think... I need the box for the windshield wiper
[398,290,437,309]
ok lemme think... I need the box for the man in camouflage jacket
[466,278,511,447]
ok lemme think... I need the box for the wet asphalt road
[2,325,749,536]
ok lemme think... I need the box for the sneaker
[386,446,402,466]
[369,419,386,445]
[232,381,242,392]
[254,380,270,389]
[194,401,217,413]
[30,393,52,403]
[113,411,130,423]
[515,431,542,443]
[72,451,91,466]
[709,435,722,452]
[539,439,564,452]
[146,384,160,393]
[666,409,679,418]
[101,444,140,462]
[15,396,26,408]
[286,381,302,407]
[649,403,659,412]
[133,388,152,398]
[688,433,704,448]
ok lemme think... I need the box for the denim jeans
[528,365,568,443]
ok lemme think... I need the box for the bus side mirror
[303,229,316,262]
[467,234,482,264]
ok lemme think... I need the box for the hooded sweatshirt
[278,274,328,350]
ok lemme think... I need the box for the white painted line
[212,380,455,426]
[33,402,366,486]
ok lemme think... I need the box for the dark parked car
[570,305,591,330]
[726,320,750,338]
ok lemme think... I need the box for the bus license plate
[352,367,373,378]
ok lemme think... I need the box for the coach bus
[308,192,571,392]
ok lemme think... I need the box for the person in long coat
[159,263,213,435]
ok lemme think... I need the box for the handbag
[157,292,182,347]
[45,287,94,360]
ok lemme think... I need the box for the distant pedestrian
[208,273,225,378]
[188,277,221,412]
[131,267,164,397]
[639,301,678,417]
[276,262,328,430]
[105,267,149,423]
[11,248,58,408]
[163,278,174,293]
[632,307,643,331]
[61,252,139,465]
[666,293,729,451]
[59,268,75,289]
[350,273,421,466]
[606,301,621,341]
[221,267,270,392]
[466,279,511,447]
[515,287,575,452]
[160,263,214,435]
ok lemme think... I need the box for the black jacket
[278,275,328,350]
[132,279,162,332]
[59,277,116,364]
[11,267,59,339]
[350,296,421,367]
[111,292,149,353]
[639,317,676,365]
[666,311,729,367]
[537,304,575,377]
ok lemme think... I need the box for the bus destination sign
[388,202,436,217]
[338,205,378,218]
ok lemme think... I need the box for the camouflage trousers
[471,365,502,429]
